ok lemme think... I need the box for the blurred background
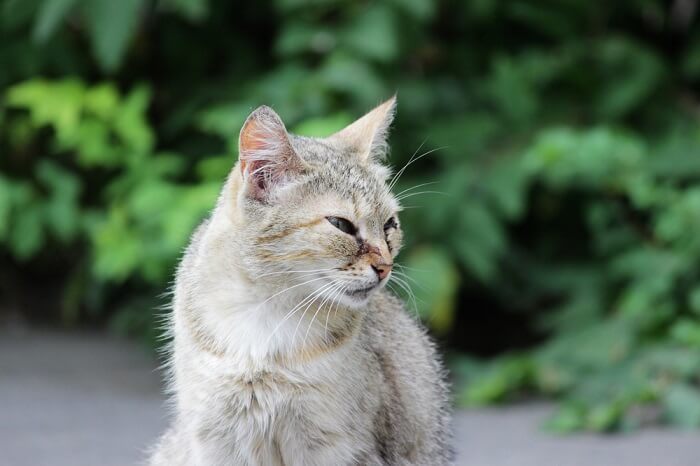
[2,0,700,444]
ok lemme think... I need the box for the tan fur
[149,98,452,466]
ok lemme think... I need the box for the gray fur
[149,98,452,466]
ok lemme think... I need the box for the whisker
[390,275,421,318]
[324,282,348,340]
[389,138,427,189]
[257,267,336,279]
[333,285,348,321]
[391,269,427,292]
[393,181,440,198]
[254,276,328,311]
[387,282,420,321]
[389,146,447,191]
[291,282,335,348]
[396,190,449,201]
[303,281,345,346]
[394,263,429,273]
[265,281,336,345]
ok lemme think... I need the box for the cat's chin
[337,284,380,308]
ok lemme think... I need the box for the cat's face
[234,98,402,307]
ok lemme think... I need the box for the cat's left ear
[328,95,396,163]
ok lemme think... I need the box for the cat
[149,97,452,466]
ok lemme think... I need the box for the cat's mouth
[346,284,378,298]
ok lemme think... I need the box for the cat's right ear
[238,106,305,202]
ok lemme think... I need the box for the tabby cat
[149,97,452,466]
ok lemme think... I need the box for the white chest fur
[172,324,381,466]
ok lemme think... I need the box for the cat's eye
[384,216,398,232]
[326,216,357,236]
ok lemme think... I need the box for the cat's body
[150,98,452,466]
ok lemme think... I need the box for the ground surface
[1,329,698,466]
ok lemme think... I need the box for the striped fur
[149,98,452,466]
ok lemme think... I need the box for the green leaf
[524,127,646,189]
[689,287,700,315]
[196,155,234,181]
[159,0,208,21]
[83,0,144,71]
[388,0,435,20]
[587,401,624,432]
[10,205,44,259]
[341,5,398,63]
[112,84,153,154]
[545,403,587,433]
[461,356,532,405]
[0,177,12,240]
[276,22,335,56]
[664,383,700,428]
[453,203,505,281]
[90,207,142,281]
[485,54,539,123]
[669,319,700,347]
[83,83,120,119]
[400,246,459,332]
[594,38,664,120]
[2,0,43,30]
[32,0,79,42]
[35,160,82,241]
[293,113,352,137]
[6,78,86,144]
[318,53,385,105]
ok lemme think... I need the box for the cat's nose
[371,262,393,281]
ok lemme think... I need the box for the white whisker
[257,267,336,279]
[264,280,336,346]
[390,274,420,318]
[396,190,449,201]
[387,282,419,321]
[324,284,346,340]
[333,285,349,321]
[389,138,427,189]
[291,282,335,347]
[389,146,446,191]
[254,276,328,311]
[303,281,344,346]
[394,263,429,273]
[393,181,440,198]
[391,269,427,292]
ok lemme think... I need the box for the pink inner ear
[237,107,305,201]
[239,119,267,176]
[238,115,294,201]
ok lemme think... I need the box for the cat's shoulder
[363,290,431,344]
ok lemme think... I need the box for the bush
[2,0,700,430]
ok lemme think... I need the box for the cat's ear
[238,105,305,202]
[328,96,396,163]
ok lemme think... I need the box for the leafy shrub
[2,0,700,430]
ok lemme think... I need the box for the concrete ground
[1,329,699,466]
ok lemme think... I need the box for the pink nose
[371,263,393,280]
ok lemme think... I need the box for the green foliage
[401,246,460,333]
[2,78,221,305]
[2,0,700,432]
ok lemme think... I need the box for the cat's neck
[179,284,363,368]
[176,219,363,368]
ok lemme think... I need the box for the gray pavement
[1,329,698,466]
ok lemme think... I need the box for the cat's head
[227,97,402,308]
